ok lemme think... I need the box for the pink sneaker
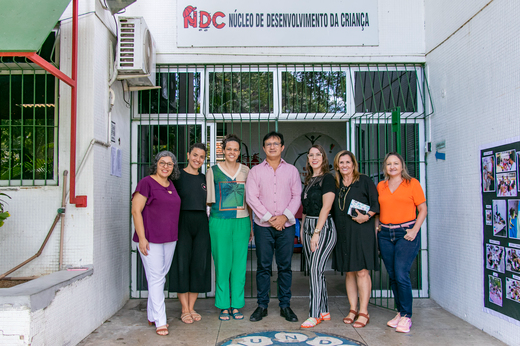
[387,313,401,328]
[396,317,412,333]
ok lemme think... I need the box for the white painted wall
[122,0,426,64]
[0,187,63,276]
[0,1,130,344]
[425,1,520,344]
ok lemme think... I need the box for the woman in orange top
[377,152,427,334]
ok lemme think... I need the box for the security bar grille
[0,58,58,186]
[131,63,432,306]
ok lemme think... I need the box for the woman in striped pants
[300,144,337,328]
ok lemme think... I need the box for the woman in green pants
[206,134,252,321]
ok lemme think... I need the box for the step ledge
[0,266,93,312]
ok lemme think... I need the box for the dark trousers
[254,223,295,308]
[378,223,421,318]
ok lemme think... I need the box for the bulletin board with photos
[481,137,520,322]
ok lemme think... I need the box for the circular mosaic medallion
[217,330,366,346]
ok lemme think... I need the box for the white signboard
[177,0,379,47]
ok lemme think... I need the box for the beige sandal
[181,312,194,324]
[190,310,202,321]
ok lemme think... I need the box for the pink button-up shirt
[245,159,302,227]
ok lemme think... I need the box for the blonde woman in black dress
[332,150,379,328]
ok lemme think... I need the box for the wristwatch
[313,228,321,235]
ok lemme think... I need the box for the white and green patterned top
[206,163,250,219]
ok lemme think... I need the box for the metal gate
[130,64,433,309]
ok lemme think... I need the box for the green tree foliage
[0,73,55,182]
[282,71,346,114]
[209,72,273,114]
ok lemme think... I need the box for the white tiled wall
[425,1,520,344]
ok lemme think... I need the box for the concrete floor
[78,297,505,346]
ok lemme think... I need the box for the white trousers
[138,241,176,327]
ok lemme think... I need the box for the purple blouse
[132,175,181,244]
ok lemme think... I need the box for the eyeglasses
[308,153,323,158]
[158,161,174,168]
[265,142,281,147]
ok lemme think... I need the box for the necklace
[338,184,352,211]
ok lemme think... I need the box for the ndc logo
[183,5,225,30]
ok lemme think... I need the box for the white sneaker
[387,313,401,328]
[396,317,412,333]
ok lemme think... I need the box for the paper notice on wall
[111,146,122,177]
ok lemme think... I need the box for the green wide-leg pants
[209,217,251,310]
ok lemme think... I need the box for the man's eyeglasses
[158,161,174,168]
[265,142,281,147]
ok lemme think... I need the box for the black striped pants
[302,215,337,318]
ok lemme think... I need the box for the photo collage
[482,141,520,320]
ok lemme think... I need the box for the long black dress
[332,174,380,272]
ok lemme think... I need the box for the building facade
[0,0,518,345]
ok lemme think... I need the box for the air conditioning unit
[116,16,156,88]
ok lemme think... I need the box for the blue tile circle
[218,330,366,346]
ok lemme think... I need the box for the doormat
[217,330,366,345]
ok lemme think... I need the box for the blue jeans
[254,223,295,308]
[378,223,420,318]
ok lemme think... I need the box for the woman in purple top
[131,151,181,336]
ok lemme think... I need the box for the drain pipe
[58,170,68,270]
[68,0,88,208]
[0,171,68,279]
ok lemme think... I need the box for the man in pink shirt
[246,131,302,322]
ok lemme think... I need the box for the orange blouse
[377,178,426,224]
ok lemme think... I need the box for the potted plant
[0,192,10,227]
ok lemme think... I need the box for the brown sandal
[343,310,358,324]
[353,313,370,328]
[156,325,169,336]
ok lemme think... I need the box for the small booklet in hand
[347,199,370,217]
